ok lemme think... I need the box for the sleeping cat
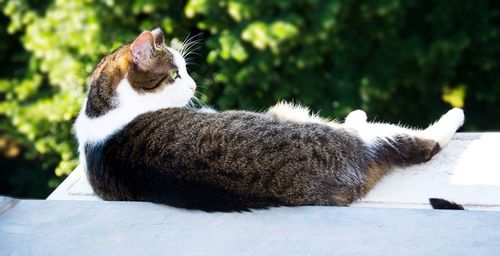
[75,28,464,211]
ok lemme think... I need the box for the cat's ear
[151,28,164,46]
[131,31,155,71]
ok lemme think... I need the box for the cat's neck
[75,78,188,147]
[75,77,192,172]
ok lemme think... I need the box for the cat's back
[104,107,368,178]
[115,107,362,156]
[86,107,369,210]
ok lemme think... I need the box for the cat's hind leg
[348,108,464,166]
[339,109,464,203]
[346,108,464,150]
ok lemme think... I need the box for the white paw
[422,108,465,147]
[443,108,465,130]
[345,109,367,126]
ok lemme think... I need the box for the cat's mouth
[190,84,197,92]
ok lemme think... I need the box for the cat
[75,28,465,211]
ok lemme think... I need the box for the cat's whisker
[182,46,200,59]
[180,33,194,57]
[186,63,200,68]
[182,33,203,48]
[190,95,210,109]
[191,95,203,104]
[193,94,204,101]
[186,98,200,110]
[182,40,201,51]
[194,97,209,107]
[185,57,199,65]
[181,35,203,59]
[188,99,199,109]
[181,34,191,47]
[185,59,196,65]
[194,90,208,97]
[184,49,202,58]
[184,41,202,52]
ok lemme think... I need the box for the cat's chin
[171,97,194,109]
[163,93,194,108]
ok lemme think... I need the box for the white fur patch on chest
[75,77,193,171]
[75,78,192,145]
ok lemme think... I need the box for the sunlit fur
[76,30,465,211]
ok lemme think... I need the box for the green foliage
[1,0,499,197]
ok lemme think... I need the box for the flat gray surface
[1,197,500,256]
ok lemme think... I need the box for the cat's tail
[429,198,465,210]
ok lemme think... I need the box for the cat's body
[76,28,464,211]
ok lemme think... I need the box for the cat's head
[84,28,196,118]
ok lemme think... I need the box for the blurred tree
[0,0,499,197]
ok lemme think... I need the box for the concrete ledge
[47,165,98,201]
[1,197,500,255]
[6,133,499,255]
[48,133,500,211]
[355,132,500,210]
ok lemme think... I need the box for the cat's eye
[169,70,180,80]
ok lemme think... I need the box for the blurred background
[0,0,499,199]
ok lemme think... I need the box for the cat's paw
[443,108,465,130]
[345,110,367,126]
[422,108,465,147]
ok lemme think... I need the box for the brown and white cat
[75,28,464,211]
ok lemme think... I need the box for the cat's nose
[190,84,196,92]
